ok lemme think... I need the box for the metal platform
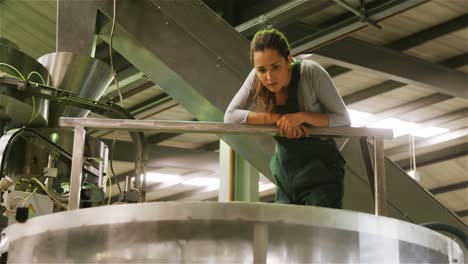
[1,202,464,263]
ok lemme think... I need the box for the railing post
[219,140,231,202]
[68,126,86,210]
[373,136,386,216]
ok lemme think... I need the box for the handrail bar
[59,117,394,139]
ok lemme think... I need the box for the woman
[224,28,351,209]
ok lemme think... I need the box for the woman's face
[253,48,292,93]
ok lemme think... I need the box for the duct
[0,44,50,130]
[37,52,114,128]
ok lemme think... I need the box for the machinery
[0,43,146,228]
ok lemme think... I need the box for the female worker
[224,28,351,209]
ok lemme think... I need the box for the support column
[234,154,259,202]
[219,140,231,202]
[219,140,260,202]
[373,136,386,216]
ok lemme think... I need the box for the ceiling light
[183,177,219,190]
[145,172,181,183]
[407,170,420,181]
[367,118,419,137]
[348,109,372,127]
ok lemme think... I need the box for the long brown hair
[250,28,291,112]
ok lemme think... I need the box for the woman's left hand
[277,113,302,131]
[277,113,308,138]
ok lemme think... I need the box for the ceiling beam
[361,93,453,125]
[235,0,289,25]
[343,80,405,105]
[429,181,468,195]
[339,51,468,104]
[235,0,334,37]
[291,0,427,54]
[385,127,468,156]
[126,93,172,116]
[310,37,468,98]
[198,140,220,152]
[325,14,468,78]
[440,53,468,68]
[327,65,351,78]
[417,108,468,127]
[102,81,155,103]
[386,14,468,51]
[146,133,180,145]
[395,143,468,170]
[455,209,468,218]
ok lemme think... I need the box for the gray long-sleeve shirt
[224,59,351,127]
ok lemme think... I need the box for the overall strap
[284,60,302,112]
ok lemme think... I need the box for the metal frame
[386,127,468,156]
[235,0,334,37]
[291,0,427,54]
[395,143,468,170]
[386,14,468,51]
[60,117,392,216]
[309,37,468,99]
[430,181,468,196]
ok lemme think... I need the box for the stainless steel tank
[1,202,464,263]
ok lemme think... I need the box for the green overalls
[270,60,346,209]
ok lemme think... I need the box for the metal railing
[59,117,393,215]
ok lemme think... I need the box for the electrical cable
[89,157,112,205]
[26,71,46,123]
[106,160,112,205]
[107,0,124,202]
[109,0,123,108]
[110,131,123,197]
[0,63,26,80]
[5,188,38,214]
[0,63,47,124]
[30,177,68,210]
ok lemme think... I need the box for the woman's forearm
[298,112,329,127]
[246,112,282,125]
